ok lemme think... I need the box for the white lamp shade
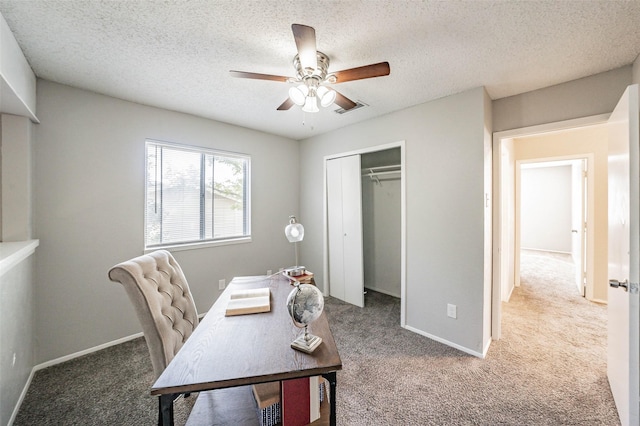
[289,85,308,106]
[317,86,336,107]
[285,223,304,242]
[302,95,319,113]
[285,216,304,242]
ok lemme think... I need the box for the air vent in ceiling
[334,101,368,114]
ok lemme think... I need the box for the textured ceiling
[1,0,640,140]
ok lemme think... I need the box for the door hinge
[631,282,639,294]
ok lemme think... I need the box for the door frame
[323,140,407,324]
[492,114,609,339]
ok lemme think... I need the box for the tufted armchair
[108,250,199,379]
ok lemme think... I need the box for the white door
[327,155,365,307]
[607,84,640,426]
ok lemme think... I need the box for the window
[145,140,250,249]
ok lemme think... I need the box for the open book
[225,287,271,316]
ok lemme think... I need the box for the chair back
[108,250,199,379]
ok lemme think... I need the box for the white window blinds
[145,140,250,248]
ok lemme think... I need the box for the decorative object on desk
[284,215,305,276]
[283,265,306,278]
[286,283,324,353]
[225,287,271,316]
[292,270,314,284]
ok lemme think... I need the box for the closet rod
[362,164,401,172]
[361,170,401,177]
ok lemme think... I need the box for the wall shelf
[0,240,39,278]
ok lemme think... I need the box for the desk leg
[158,394,177,426]
[322,372,337,426]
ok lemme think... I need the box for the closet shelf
[362,165,401,183]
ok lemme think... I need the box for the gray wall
[362,175,401,297]
[0,114,36,426]
[33,81,300,363]
[299,87,491,355]
[0,255,35,426]
[1,114,33,241]
[493,66,632,132]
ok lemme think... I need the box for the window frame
[144,139,251,252]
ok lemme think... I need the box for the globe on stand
[286,283,325,353]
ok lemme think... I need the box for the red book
[281,377,311,426]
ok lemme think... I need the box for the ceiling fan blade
[333,62,390,83]
[229,70,289,82]
[277,98,295,111]
[334,90,357,110]
[292,24,317,71]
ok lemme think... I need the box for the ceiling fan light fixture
[317,86,336,107]
[302,95,319,113]
[289,85,308,106]
[231,25,389,113]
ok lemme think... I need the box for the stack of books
[285,270,314,284]
[252,376,326,426]
[253,382,281,426]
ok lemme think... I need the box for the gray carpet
[15,251,619,425]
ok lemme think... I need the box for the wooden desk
[151,275,342,426]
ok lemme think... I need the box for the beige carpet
[327,249,619,425]
[15,250,619,425]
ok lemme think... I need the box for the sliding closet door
[327,155,364,307]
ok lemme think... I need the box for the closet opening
[361,149,402,299]
[324,142,406,324]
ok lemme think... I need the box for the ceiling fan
[230,24,390,113]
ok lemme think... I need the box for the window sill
[144,236,252,254]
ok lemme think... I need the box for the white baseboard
[8,368,36,426]
[403,324,484,358]
[34,332,144,371]
[482,338,491,358]
[520,247,571,255]
[33,312,207,371]
[364,286,400,298]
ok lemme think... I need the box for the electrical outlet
[218,279,225,290]
[447,304,457,319]
[267,270,272,276]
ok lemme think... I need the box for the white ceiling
[1,0,640,140]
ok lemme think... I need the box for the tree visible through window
[145,140,250,248]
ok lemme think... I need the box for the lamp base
[283,266,306,277]
[291,333,322,354]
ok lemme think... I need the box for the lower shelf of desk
[186,385,330,426]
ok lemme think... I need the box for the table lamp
[284,215,305,277]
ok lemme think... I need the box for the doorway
[518,158,588,297]
[492,114,610,339]
[323,141,407,324]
